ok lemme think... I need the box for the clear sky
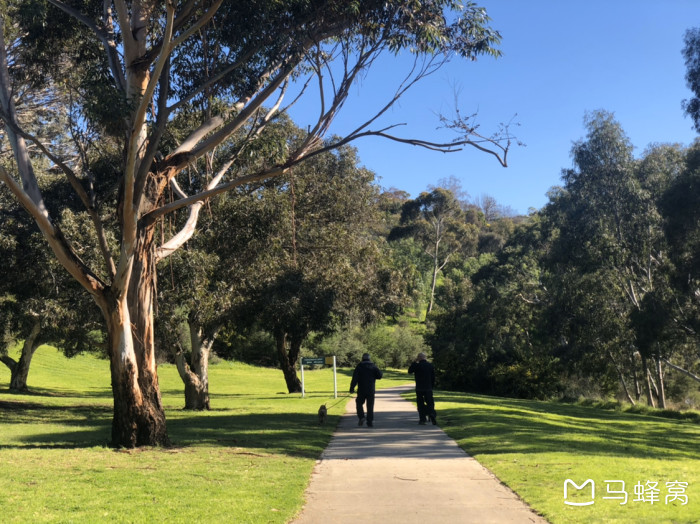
[288,0,700,215]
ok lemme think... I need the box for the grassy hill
[2,346,699,523]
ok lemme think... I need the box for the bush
[362,324,428,368]
[488,357,562,400]
[307,328,366,367]
[214,328,277,367]
[308,324,429,369]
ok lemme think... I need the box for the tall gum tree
[557,111,675,407]
[0,1,511,447]
[390,188,478,318]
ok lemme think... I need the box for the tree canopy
[0,0,507,447]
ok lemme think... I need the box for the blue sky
[288,1,700,215]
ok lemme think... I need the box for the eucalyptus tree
[0,1,508,447]
[156,122,294,409]
[658,142,700,385]
[429,214,558,397]
[390,187,479,317]
[244,142,398,393]
[554,112,675,406]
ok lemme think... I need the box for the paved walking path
[291,385,548,524]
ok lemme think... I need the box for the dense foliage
[0,0,507,446]
[430,112,700,408]
[1,3,698,423]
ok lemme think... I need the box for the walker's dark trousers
[356,392,376,423]
[416,390,435,423]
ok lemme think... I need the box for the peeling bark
[2,320,42,392]
[173,321,215,410]
[103,225,169,447]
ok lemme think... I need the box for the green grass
[6,347,698,523]
[0,346,410,523]
[424,390,700,524]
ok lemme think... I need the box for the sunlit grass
[10,346,697,523]
[424,390,700,524]
[0,346,409,523]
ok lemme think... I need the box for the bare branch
[46,0,125,90]
[661,358,700,383]
[170,0,223,50]
[156,83,292,261]
[171,116,225,156]
[1,113,117,277]
[0,166,106,295]
[112,0,136,61]
[142,166,288,226]
[0,18,47,216]
[156,153,236,261]
[184,61,296,164]
[0,19,108,290]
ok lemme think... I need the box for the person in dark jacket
[408,352,436,425]
[349,353,383,427]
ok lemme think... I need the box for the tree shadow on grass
[1,398,336,458]
[166,412,337,458]
[0,401,113,449]
[0,385,112,399]
[434,391,700,461]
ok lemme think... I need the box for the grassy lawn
[4,347,698,523]
[429,390,700,524]
[0,346,408,523]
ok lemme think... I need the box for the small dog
[318,404,327,424]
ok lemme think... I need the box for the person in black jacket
[349,353,383,427]
[408,352,436,425]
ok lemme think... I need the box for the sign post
[326,356,337,398]
[300,357,337,398]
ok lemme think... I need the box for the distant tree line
[430,111,700,409]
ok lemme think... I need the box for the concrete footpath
[291,385,548,524]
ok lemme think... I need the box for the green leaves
[682,27,700,132]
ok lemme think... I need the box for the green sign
[301,357,325,366]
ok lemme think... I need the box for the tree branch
[661,358,700,383]
[0,354,17,372]
[2,115,117,278]
[0,166,106,295]
[184,61,296,164]
[46,0,125,88]
[170,0,223,50]
[142,163,293,226]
